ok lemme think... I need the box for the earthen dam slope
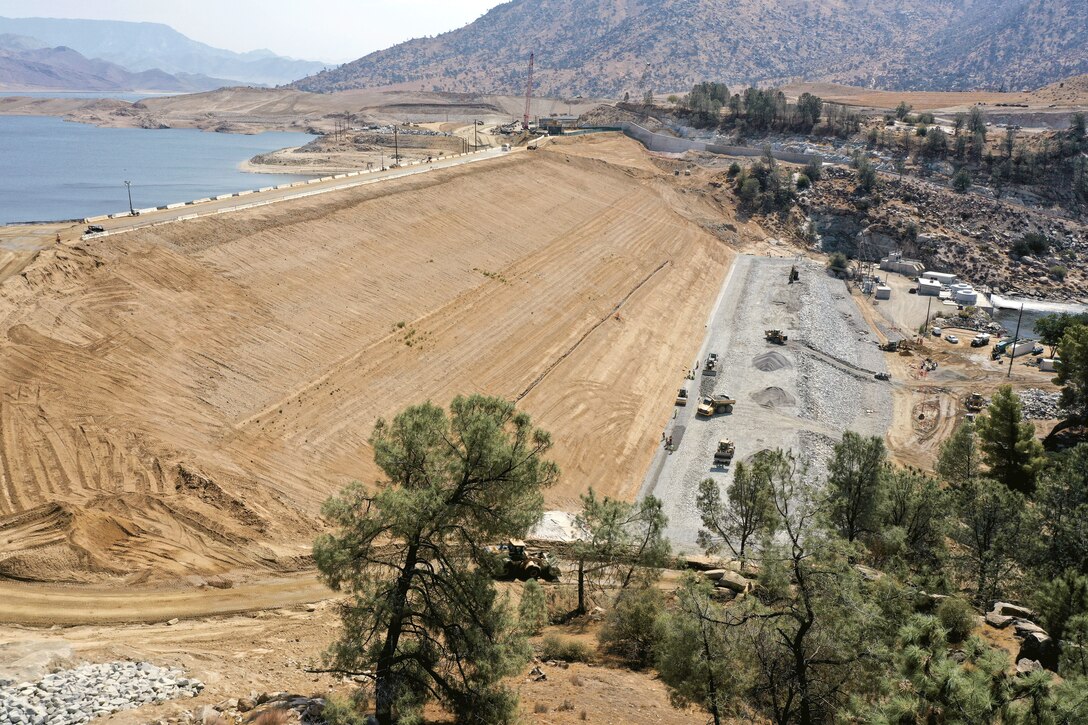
[0,135,732,584]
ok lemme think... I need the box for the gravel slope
[640,255,891,548]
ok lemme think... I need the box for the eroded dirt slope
[0,135,732,583]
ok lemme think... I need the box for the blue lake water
[0,115,315,223]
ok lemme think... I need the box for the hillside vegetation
[292,0,1088,97]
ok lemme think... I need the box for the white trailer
[1008,340,1036,358]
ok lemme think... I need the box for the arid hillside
[292,0,1088,96]
[0,136,733,584]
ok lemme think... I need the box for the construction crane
[522,52,534,131]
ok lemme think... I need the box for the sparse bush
[557,699,575,712]
[937,597,977,643]
[727,161,742,177]
[533,702,549,714]
[952,168,972,193]
[598,586,665,668]
[856,158,878,193]
[1011,232,1050,257]
[321,693,369,725]
[828,252,850,275]
[804,157,823,181]
[738,177,760,206]
[539,634,595,663]
[518,579,549,635]
[795,173,811,191]
[896,101,912,120]
[1049,265,1068,281]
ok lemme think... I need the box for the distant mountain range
[0,35,234,92]
[0,16,328,89]
[291,0,1088,96]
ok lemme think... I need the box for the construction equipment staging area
[640,255,892,548]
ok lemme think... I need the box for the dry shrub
[539,634,595,663]
[533,702,549,714]
[570,673,585,687]
[580,711,588,721]
[251,710,289,725]
[557,699,575,712]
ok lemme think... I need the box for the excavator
[765,330,788,345]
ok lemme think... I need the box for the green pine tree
[975,385,1046,493]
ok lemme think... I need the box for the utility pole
[924,295,933,337]
[124,180,134,216]
[393,126,399,164]
[474,120,478,151]
[1007,302,1024,378]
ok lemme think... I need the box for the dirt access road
[641,255,891,548]
[0,133,734,589]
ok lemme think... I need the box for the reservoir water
[0,115,315,223]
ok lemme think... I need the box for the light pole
[124,180,134,216]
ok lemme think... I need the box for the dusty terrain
[0,133,732,585]
[0,87,603,135]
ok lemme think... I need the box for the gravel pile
[753,351,792,372]
[1018,388,1064,420]
[0,662,203,725]
[751,387,796,409]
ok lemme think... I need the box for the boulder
[1016,658,1043,675]
[702,569,727,581]
[1013,620,1047,637]
[985,612,1014,629]
[993,602,1035,619]
[1017,632,1059,672]
[714,570,754,594]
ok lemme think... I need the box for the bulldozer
[676,388,689,406]
[964,393,986,412]
[488,539,561,582]
[765,330,788,345]
[697,395,736,417]
[713,438,736,465]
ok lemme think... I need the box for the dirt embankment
[0,134,734,585]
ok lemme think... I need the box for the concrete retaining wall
[613,121,817,165]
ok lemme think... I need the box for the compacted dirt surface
[0,134,733,588]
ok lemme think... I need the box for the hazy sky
[0,0,504,62]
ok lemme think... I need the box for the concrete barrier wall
[614,121,818,165]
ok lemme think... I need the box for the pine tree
[1055,324,1088,422]
[936,419,981,485]
[518,579,548,636]
[695,450,783,563]
[826,431,887,542]
[314,395,558,725]
[975,385,1046,493]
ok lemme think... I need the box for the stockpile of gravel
[1018,388,1065,420]
[0,662,203,725]
[752,387,796,409]
[753,351,792,372]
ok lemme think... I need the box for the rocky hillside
[292,0,1088,97]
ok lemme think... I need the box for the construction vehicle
[879,340,900,352]
[705,353,719,372]
[964,393,985,412]
[85,225,105,234]
[788,266,800,284]
[697,395,736,416]
[765,330,788,345]
[970,333,991,348]
[874,372,891,381]
[712,439,736,465]
[676,388,689,406]
[488,539,560,582]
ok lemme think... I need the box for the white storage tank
[875,286,891,300]
[918,278,943,296]
[923,271,958,285]
[953,288,978,305]
[1040,358,1059,372]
